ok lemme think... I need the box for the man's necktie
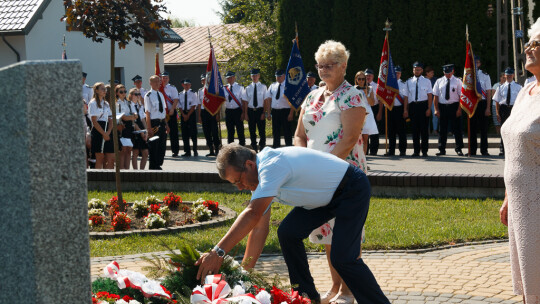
[253,84,258,108]
[228,84,232,102]
[157,92,163,113]
[445,79,450,101]
[506,84,511,105]
[184,91,188,111]
[415,79,418,101]
[275,83,281,100]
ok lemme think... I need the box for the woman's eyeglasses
[315,62,338,70]
[133,93,141,96]
[357,78,366,81]
[118,90,126,94]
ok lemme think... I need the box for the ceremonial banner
[284,39,310,110]
[376,35,399,110]
[155,51,171,112]
[460,41,482,118]
[203,46,226,116]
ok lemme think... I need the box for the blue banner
[284,39,310,109]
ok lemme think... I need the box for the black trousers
[470,99,489,155]
[167,110,180,155]
[225,108,245,145]
[247,107,266,151]
[499,104,513,154]
[201,109,220,152]
[180,111,197,154]
[271,108,293,148]
[409,101,430,154]
[438,103,464,153]
[368,105,380,155]
[277,165,390,304]
[148,119,167,170]
[387,105,407,155]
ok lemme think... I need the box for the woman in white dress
[354,71,379,156]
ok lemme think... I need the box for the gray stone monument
[0,60,91,303]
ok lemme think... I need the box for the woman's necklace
[324,80,346,95]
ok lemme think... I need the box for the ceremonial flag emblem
[203,46,226,115]
[460,41,482,118]
[284,39,310,109]
[376,35,399,110]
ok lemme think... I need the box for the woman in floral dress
[294,40,370,304]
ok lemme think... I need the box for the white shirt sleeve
[88,100,100,117]
[251,157,293,201]
[432,79,441,97]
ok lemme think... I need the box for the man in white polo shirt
[195,144,390,304]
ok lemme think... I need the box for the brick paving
[91,241,521,303]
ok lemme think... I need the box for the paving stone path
[91,241,521,303]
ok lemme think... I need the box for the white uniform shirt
[251,147,349,210]
[224,82,244,109]
[131,101,146,121]
[116,99,136,116]
[493,81,522,106]
[394,79,409,106]
[477,69,492,98]
[144,89,167,120]
[82,84,93,103]
[136,87,148,98]
[266,81,289,109]
[308,85,319,91]
[178,89,198,112]
[369,81,379,105]
[432,75,463,104]
[242,82,267,109]
[198,87,205,109]
[406,75,433,102]
[88,99,111,122]
[163,84,179,109]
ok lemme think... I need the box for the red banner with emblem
[460,41,482,118]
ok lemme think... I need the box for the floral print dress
[302,80,368,244]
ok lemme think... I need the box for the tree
[63,0,170,212]
[218,0,279,85]
[218,0,277,24]
[169,16,196,28]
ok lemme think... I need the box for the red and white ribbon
[191,275,261,304]
[103,261,171,299]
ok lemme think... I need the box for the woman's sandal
[320,290,339,304]
[331,293,355,304]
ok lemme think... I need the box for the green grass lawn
[89,191,507,257]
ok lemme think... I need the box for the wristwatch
[213,245,226,258]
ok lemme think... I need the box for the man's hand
[260,113,265,121]
[148,128,154,138]
[166,124,170,134]
[497,114,501,123]
[456,107,462,118]
[426,108,432,117]
[434,109,440,118]
[169,109,174,116]
[485,108,491,116]
[288,112,294,122]
[376,111,382,121]
[195,250,223,283]
[403,110,409,119]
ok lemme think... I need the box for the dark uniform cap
[275,69,285,76]
[250,68,260,75]
[200,73,206,80]
[394,66,402,72]
[82,72,87,78]
[161,71,169,77]
[183,78,191,84]
[504,67,515,75]
[474,55,481,62]
[132,75,142,82]
[442,64,455,73]
[306,71,317,78]
[413,61,424,68]
[108,79,120,84]
[225,71,236,78]
[364,68,374,75]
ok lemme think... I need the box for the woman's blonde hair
[127,88,139,102]
[354,71,367,86]
[315,40,350,65]
[92,82,105,108]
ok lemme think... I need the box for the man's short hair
[216,143,256,179]
[149,75,160,82]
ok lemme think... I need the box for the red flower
[163,192,182,208]
[89,215,105,226]
[150,203,161,214]
[122,295,134,301]
[107,293,120,300]
[203,200,219,215]
[96,291,109,298]
[112,212,131,231]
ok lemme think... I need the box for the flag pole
[207,28,223,146]
[466,25,471,157]
[383,19,392,155]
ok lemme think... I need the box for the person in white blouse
[266,69,294,148]
[116,84,138,169]
[162,72,180,157]
[128,88,148,170]
[144,75,168,170]
[178,78,199,157]
[365,68,382,155]
[432,64,464,156]
[88,82,114,169]
[493,67,523,156]
[406,61,433,157]
[242,68,268,152]
[224,71,246,146]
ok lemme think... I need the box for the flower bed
[88,193,236,239]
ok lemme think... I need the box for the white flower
[88,198,107,212]
[232,284,246,297]
[115,300,129,304]
[144,195,160,205]
[88,208,105,217]
[129,300,142,304]
[144,213,166,229]
[256,290,271,304]
[89,220,92,225]
[195,197,206,205]
[193,204,212,221]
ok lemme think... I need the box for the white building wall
[0,35,26,67]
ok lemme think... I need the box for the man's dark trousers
[271,108,292,148]
[438,103,464,153]
[201,109,220,152]
[168,110,180,155]
[469,99,489,155]
[387,105,407,155]
[225,108,245,145]
[148,119,167,169]
[409,101,429,155]
[277,165,390,304]
[180,111,197,154]
[247,107,266,151]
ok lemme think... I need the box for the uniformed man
[82,72,93,127]
[432,64,464,156]
[161,72,180,157]
[493,67,522,156]
[365,68,382,155]
[306,71,319,91]
[242,68,267,152]
[132,75,147,104]
[178,79,198,157]
[144,75,168,170]
[266,69,294,148]
[385,66,408,156]
[198,74,221,156]
[224,71,246,146]
[406,62,433,157]
[470,56,492,156]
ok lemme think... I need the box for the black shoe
[481,152,490,156]
[469,152,477,156]
[194,151,198,157]
[411,153,420,157]
[422,153,428,157]
[436,151,446,156]
[399,152,406,156]
[206,152,216,157]
[456,150,464,156]
[172,153,179,157]
[181,153,191,157]
[383,152,395,156]
[499,152,504,156]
